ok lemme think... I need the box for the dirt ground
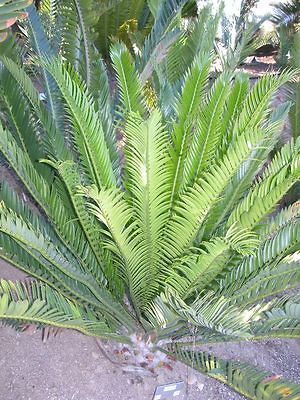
[0,260,299,400]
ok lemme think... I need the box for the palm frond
[168,55,211,207]
[165,126,271,260]
[204,102,291,238]
[166,225,258,297]
[229,254,300,307]
[253,294,300,339]
[168,346,300,399]
[0,279,123,339]
[165,7,218,84]
[110,42,145,116]
[1,56,67,159]
[53,160,107,279]
[26,5,64,131]
[184,72,231,186]
[139,0,188,82]
[44,57,116,189]
[221,218,300,294]
[81,185,153,315]
[0,67,44,165]
[123,110,172,295]
[57,0,99,88]
[228,138,300,230]
[165,290,254,338]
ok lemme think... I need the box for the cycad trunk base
[0,3,299,400]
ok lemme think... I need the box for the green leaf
[168,346,300,399]
[111,42,145,116]
[44,57,116,189]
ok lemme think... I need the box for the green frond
[165,7,218,83]
[139,0,188,82]
[26,5,64,132]
[93,58,118,169]
[184,72,232,186]
[219,72,250,150]
[0,124,56,212]
[54,160,107,280]
[110,42,145,116]
[81,185,154,314]
[169,55,211,206]
[253,295,300,339]
[0,200,134,329]
[168,347,300,399]
[57,0,99,88]
[221,218,300,294]
[0,56,67,159]
[223,21,268,71]
[0,67,44,165]
[165,125,270,260]
[0,279,123,340]
[0,202,103,302]
[166,239,229,297]
[166,225,258,297]
[53,160,124,296]
[123,111,172,291]
[204,102,291,237]
[0,162,103,286]
[229,254,300,307]
[44,57,116,189]
[233,69,296,139]
[228,138,300,230]
[165,290,253,338]
[259,201,300,239]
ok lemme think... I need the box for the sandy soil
[0,260,299,400]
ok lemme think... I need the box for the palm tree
[0,2,299,399]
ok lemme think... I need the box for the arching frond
[123,111,172,288]
[0,279,123,340]
[165,126,270,260]
[168,55,211,206]
[44,57,116,189]
[165,7,218,84]
[0,56,67,159]
[166,225,258,297]
[184,72,231,185]
[229,254,300,307]
[228,138,300,230]
[81,185,155,315]
[139,0,188,82]
[221,218,300,294]
[26,5,64,131]
[169,347,300,399]
[110,42,145,116]
[253,295,300,339]
[204,102,291,238]
[165,290,253,338]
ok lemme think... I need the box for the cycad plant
[0,3,300,400]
